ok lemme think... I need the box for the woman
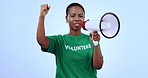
[36,2,103,78]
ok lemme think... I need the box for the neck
[69,30,81,36]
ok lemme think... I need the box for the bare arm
[36,4,50,49]
[91,31,104,69]
[93,46,103,69]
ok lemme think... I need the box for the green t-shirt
[42,33,100,78]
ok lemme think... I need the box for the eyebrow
[70,13,84,15]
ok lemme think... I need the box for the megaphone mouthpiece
[82,20,100,32]
[81,21,87,30]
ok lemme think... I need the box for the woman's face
[66,6,85,31]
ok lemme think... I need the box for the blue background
[1,0,148,78]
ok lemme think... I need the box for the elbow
[36,35,45,45]
[36,36,42,45]
[36,36,49,49]
[94,65,103,70]
[93,60,104,70]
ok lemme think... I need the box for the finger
[44,5,50,11]
[93,36,98,39]
[89,33,92,38]
[93,31,98,36]
[48,6,50,10]
[93,37,100,41]
[89,33,93,41]
[93,35,100,41]
[41,4,49,11]
[94,31,98,33]
[93,33,100,38]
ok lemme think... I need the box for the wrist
[39,15,45,19]
[93,41,99,46]
[39,12,46,17]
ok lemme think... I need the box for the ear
[65,16,68,23]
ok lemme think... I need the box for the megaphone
[82,12,120,46]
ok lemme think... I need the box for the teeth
[75,24,80,25]
[74,23,80,26]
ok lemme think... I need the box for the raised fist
[40,4,50,16]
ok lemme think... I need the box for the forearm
[36,16,49,49]
[93,45,103,69]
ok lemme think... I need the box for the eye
[70,14,76,18]
[79,14,84,18]
[79,15,84,17]
[71,15,75,17]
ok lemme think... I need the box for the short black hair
[66,3,85,16]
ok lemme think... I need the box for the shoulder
[46,34,63,38]
[46,34,68,41]
[81,33,90,38]
[82,33,89,36]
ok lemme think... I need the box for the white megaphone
[82,12,120,46]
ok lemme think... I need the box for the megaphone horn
[82,12,120,39]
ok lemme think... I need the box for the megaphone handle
[91,32,99,46]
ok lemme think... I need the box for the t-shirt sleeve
[41,36,57,55]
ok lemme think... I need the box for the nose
[74,16,80,22]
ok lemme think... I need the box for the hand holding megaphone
[82,12,120,46]
[89,31,100,46]
[84,19,100,46]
